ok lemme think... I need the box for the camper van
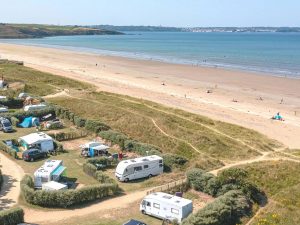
[140,192,193,223]
[80,141,110,157]
[19,132,54,153]
[115,155,163,182]
[34,160,66,188]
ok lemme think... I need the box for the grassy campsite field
[1,62,300,225]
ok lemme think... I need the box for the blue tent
[19,117,40,128]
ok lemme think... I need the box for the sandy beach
[1,43,300,148]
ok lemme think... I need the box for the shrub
[74,116,86,128]
[0,141,18,159]
[0,98,23,108]
[0,170,2,191]
[85,119,111,133]
[21,175,118,208]
[182,190,251,225]
[10,117,19,127]
[0,207,24,225]
[49,131,87,142]
[124,139,161,156]
[163,153,188,172]
[99,130,129,149]
[83,161,116,184]
[53,140,64,152]
[186,168,265,203]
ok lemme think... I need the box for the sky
[0,0,299,27]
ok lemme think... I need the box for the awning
[52,166,66,177]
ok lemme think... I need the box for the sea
[1,32,300,78]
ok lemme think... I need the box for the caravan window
[171,208,179,215]
[153,203,160,209]
[134,166,142,172]
[146,201,151,207]
[159,160,163,163]
[159,164,163,167]
[144,165,149,169]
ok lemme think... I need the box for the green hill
[0,23,123,39]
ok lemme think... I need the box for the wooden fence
[147,178,187,195]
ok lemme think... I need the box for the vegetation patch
[0,207,24,225]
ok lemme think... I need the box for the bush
[163,153,188,172]
[124,139,161,156]
[0,141,18,159]
[74,116,86,127]
[85,119,110,133]
[21,175,118,208]
[0,98,23,108]
[0,170,2,191]
[83,161,116,184]
[186,168,265,203]
[53,140,64,152]
[49,131,87,142]
[0,207,24,225]
[182,190,251,225]
[99,130,130,149]
[10,117,19,127]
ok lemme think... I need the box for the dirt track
[0,152,24,210]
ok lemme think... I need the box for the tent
[19,117,39,128]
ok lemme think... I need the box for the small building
[34,160,66,188]
[140,192,193,222]
[80,141,110,157]
[19,132,54,152]
[42,181,68,191]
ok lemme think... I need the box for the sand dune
[1,43,300,148]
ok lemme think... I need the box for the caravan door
[133,166,143,180]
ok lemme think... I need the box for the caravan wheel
[148,174,152,179]
[124,178,129,183]
[141,210,146,215]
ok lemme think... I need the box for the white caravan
[140,192,193,223]
[34,160,66,188]
[115,155,163,182]
[19,132,54,153]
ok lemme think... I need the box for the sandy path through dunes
[0,152,25,210]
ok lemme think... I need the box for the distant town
[95,25,300,33]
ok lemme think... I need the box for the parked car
[22,148,48,162]
[0,117,13,133]
[123,219,147,225]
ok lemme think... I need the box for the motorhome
[19,132,54,153]
[34,160,66,188]
[115,155,163,182]
[140,192,193,223]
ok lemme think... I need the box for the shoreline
[1,43,300,148]
[1,41,300,79]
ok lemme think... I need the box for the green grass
[238,161,300,225]
[48,91,279,169]
[0,63,93,96]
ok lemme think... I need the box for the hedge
[182,190,251,225]
[49,130,88,142]
[10,117,19,127]
[0,98,23,108]
[83,159,116,184]
[0,141,18,159]
[186,168,265,204]
[21,175,118,208]
[0,207,24,225]
[0,170,3,191]
[53,140,64,152]
[85,119,111,133]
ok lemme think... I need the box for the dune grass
[238,161,300,225]
[0,63,92,96]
